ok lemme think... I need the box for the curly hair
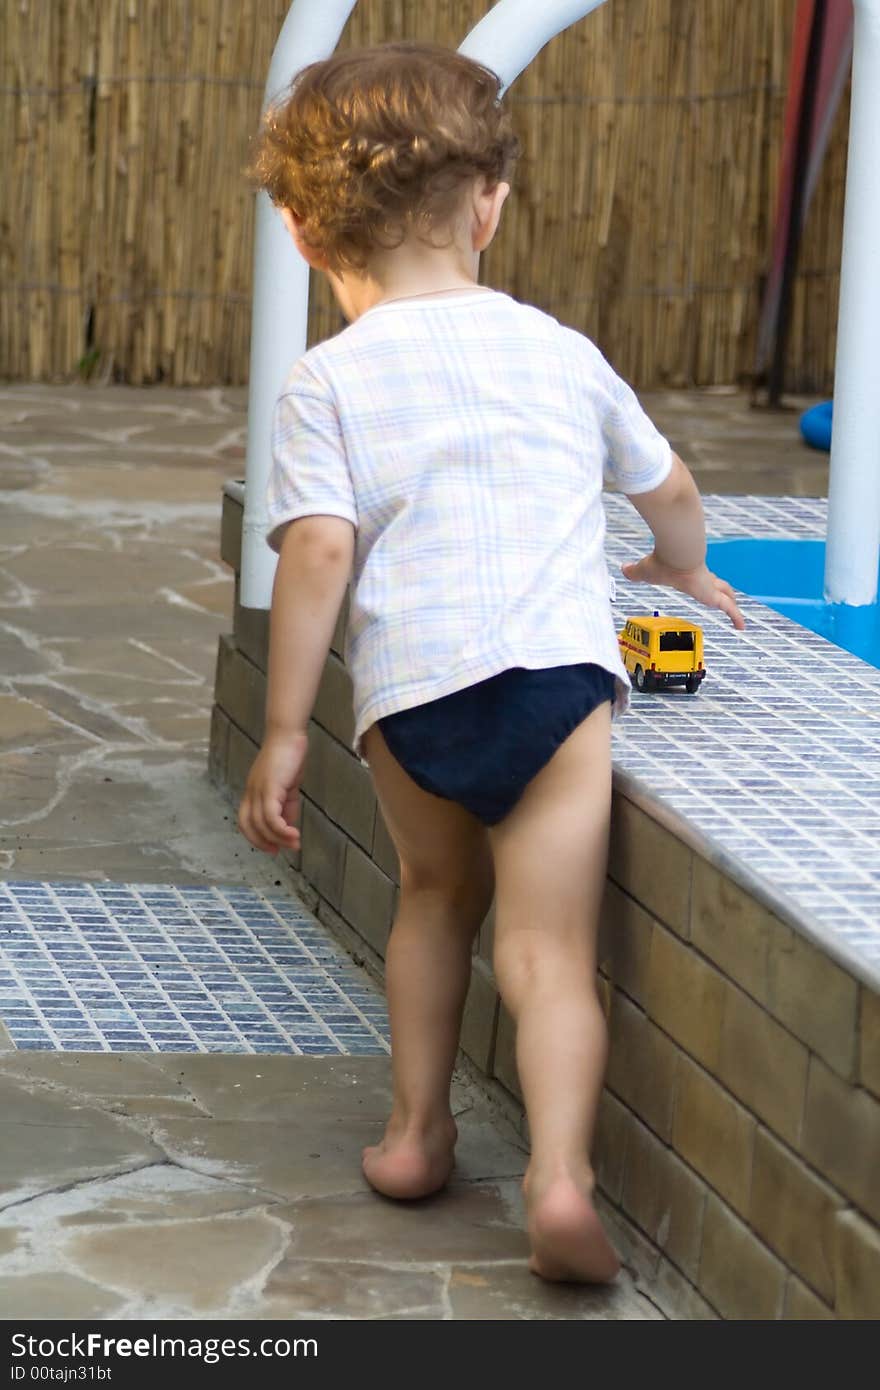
[248,41,520,273]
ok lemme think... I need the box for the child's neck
[329,243,482,323]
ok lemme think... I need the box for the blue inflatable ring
[800,399,833,452]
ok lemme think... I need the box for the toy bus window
[659,631,695,652]
[641,628,649,645]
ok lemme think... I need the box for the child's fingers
[259,790,301,847]
[706,571,745,626]
[237,797,279,854]
[621,556,746,628]
[249,794,292,848]
[714,587,746,630]
[705,572,739,603]
[250,830,281,855]
[620,557,655,583]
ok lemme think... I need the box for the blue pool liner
[706,536,880,671]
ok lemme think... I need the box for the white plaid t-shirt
[267,289,672,753]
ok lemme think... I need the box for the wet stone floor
[0,1052,664,1320]
[0,384,668,1319]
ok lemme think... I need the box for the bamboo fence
[0,0,849,390]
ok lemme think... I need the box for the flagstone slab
[0,1273,124,1319]
[0,629,53,676]
[65,1213,284,1314]
[1,756,283,886]
[38,464,234,505]
[3,545,213,600]
[1,839,208,884]
[175,579,235,617]
[141,1058,526,1176]
[263,1257,446,1319]
[58,673,207,707]
[42,637,200,681]
[136,638,221,683]
[0,1052,194,1101]
[0,1230,21,1257]
[277,1182,530,1265]
[6,1164,275,1230]
[146,1054,393,1121]
[0,512,74,546]
[0,601,224,643]
[112,707,210,744]
[16,685,153,744]
[0,695,77,745]
[10,766,180,844]
[446,1261,662,1320]
[148,1116,379,1201]
[0,1095,163,1207]
[0,748,75,820]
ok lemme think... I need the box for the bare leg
[488,701,620,1282]
[360,725,494,1199]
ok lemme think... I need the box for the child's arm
[621,453,745,629]
[238,515,354,854]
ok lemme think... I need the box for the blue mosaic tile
[0,883,390,1056]
[605,493,880,986]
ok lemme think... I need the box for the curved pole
[241,0,359,609]
[824,0,880,606]
[458,0,608,93]
[241,0,609,608]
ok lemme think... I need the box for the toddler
[238,41,744,1283]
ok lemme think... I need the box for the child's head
[249,41,519,278]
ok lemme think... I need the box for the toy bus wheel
[685,675,700,694]
[634,665,647,692]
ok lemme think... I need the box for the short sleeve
[594,354,673,495]
[266,368,357,553]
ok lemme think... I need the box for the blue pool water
[706,537,880,671]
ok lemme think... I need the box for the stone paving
[0,381,824,1319]
[3,1052,662,1320]
[0,384,256,891]
[0,383,687,1319]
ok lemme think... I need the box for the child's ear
[280,207,329,271]
[472,181,510,253]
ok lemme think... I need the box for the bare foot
[362,1115,458,1200]
[525,1170,621,1283]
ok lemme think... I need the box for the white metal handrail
[240,0,608,609]
[240,0,358,609]
[824,0,880,607]
[458,0,607,92]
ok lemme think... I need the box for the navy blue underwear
[377,663,616,827]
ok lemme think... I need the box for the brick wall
[212,489,880,1320]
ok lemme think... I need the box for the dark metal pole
[767,0,829,406]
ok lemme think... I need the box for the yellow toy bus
[618,612,705,693]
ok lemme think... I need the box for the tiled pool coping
[605,493,880,993]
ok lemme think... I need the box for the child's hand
[237,731,308,855]
[621,553,746,630]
